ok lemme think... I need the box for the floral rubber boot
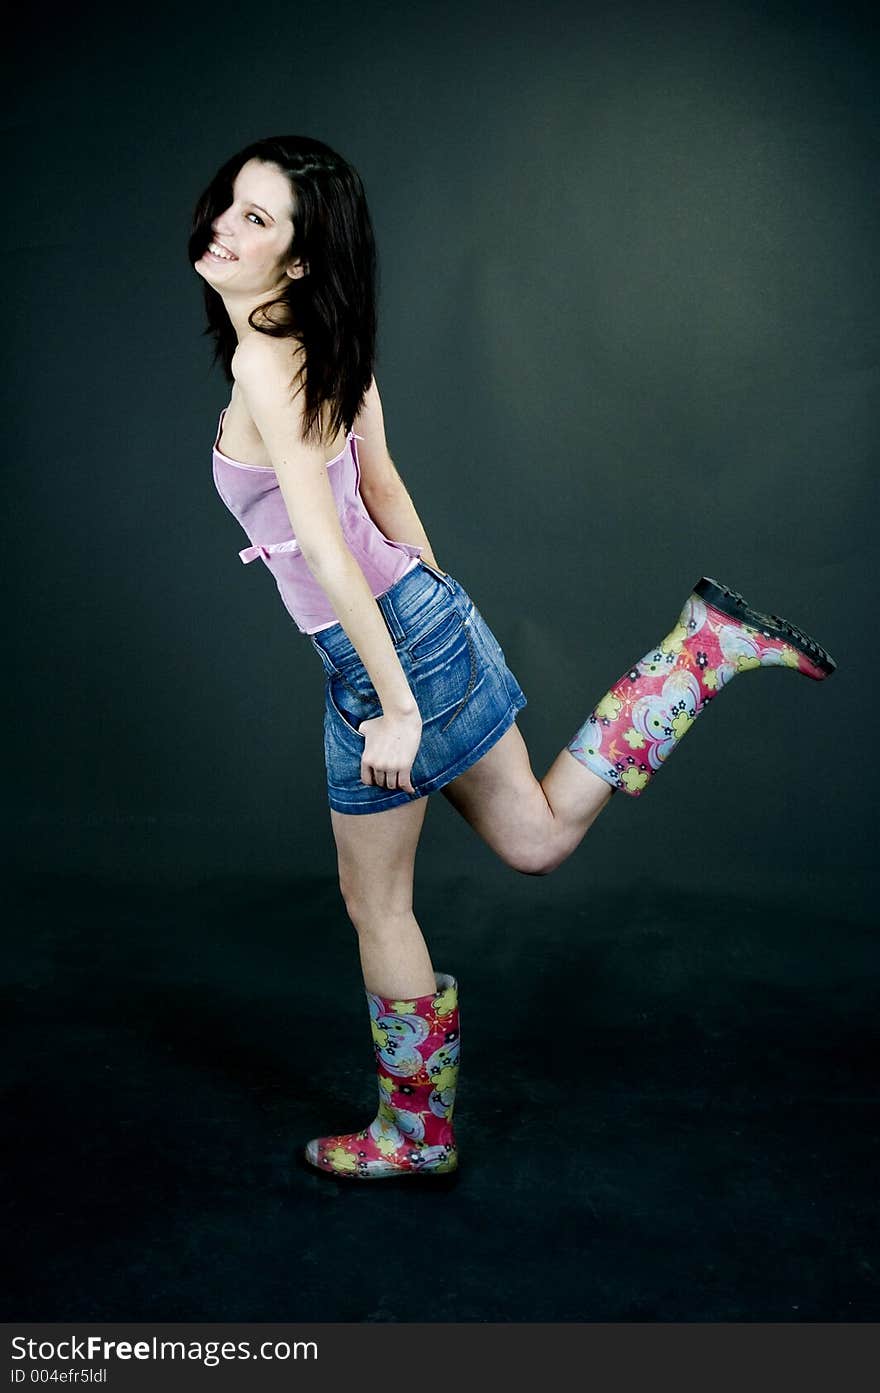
[304,971,460,1180]
[567,575,836,796]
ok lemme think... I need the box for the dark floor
[4,870,878,1322]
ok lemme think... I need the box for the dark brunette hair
[188,135,378,445]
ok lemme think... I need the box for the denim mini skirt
[308,557,528,814]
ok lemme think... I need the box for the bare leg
[305,795,459,1180]
[441,722,614,875]
[329,794,435,996]
[441,573,836,865]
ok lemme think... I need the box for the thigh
[439,720,555,869]
[330,795,430,913]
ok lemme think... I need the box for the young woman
[191,134,836,1185]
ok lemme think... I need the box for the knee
[504,844,563,877]
[336,866,371,926]
[515,858,560,878]
[337,881,410,934]
[338,881,368,931]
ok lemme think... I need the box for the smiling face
[194,158,303,291]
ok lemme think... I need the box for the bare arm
[352,379,446,574]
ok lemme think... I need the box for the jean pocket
[327,674,381,739]
[408,610,477,734]
[408,606,465,663]
[318,645,381,703]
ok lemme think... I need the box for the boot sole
[694,576,837,677]
[297,1147,460,1188]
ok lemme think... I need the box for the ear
[286,259,308,279]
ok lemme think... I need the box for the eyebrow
[232,184,277,221]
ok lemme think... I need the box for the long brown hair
[189,135,379,445]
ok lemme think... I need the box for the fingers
[359,761,416,794]
[356,718,420,795]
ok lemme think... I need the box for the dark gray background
[5,0,875,917]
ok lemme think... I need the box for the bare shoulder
[231,335,308,439]
[231,336,318,471]
[231,332,305,387]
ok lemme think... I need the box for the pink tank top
[211,404,423,634]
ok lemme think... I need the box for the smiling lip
[205,239,238,261]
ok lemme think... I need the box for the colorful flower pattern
[304,972,460,1179]
[567,591,827,797]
